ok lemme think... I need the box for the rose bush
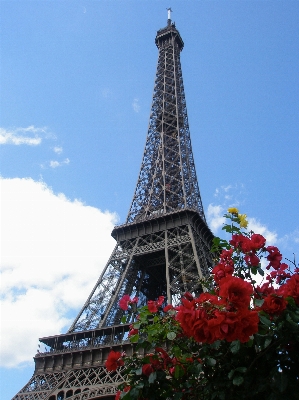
[105,209,299,399]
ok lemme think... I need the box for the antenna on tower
[167,7,172,25]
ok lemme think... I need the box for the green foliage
[111,210,299,400]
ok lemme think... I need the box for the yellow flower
[228,207,239,214]
[239,214,248,228]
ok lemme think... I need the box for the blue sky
[1,1,298,398]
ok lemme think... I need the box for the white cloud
[0,177,117,368]
[223,185,232,192]
[276,230,299,254]
[207,204,225,233]
[49,158,70,168]
[132,98,140,113]
[0,126,49,146]
[53,146,63,154]
[247,217,277,245]
[213,183,246,203]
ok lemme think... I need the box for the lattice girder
[13,367,124,400]
[68,209,213,332]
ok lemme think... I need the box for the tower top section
[126,18,205,224]
[155,10,184,50]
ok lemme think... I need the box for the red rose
[255,283,275,298]
[268,263,291,284]
[266,246,282,270]
[169,366,175,375]
[184,292,194,301]
[261,294,287,316]
[190,310,209,343]
[244,253,260,267]
[197,292,224,306]
[250,234,266,250]
[147,296,164,313]
[212,262,234,283]
[147,300,158,313]
[204,310,227,343]
[216,309,259,343]
[163,304,174,312]
[219,276,253,309]
[155,347,172,368]
[234,309,259,343]
[176,298,197,337]
[278,274,299,304]
[142,364,154,376]
[117,386,130,398]
[149,354,163,369]
[119,294,131,311]
[105,350,124,371]
[219,249,234,266]
[230,234,252,253]
[128,328,139,337]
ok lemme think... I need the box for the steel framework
[13,16,213,400]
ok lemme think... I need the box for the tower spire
[167,7,172,25]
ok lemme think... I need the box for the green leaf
[259,314,272,327]
[130,334,139,343]
[212,236,221,245]
[148,371,157,384]
[133,323,141,329]
[135,367,142,376]
[128,387,140,399]
[258,267,264,276]
[235,367,247,374]
[167,331,176,340]
[211,340,221,350]
[274,371,288,393]
[286,312,299,328]
[211,237,229,252]
[135,382,144,389]
[289,310,299,322]
[136,340,152,351]
[174,393,183,400]
[254,299,265,307]
[206,357,216,367]
[174,365,185,379]
[228,370,235,380]
[121,315,127,324]
[230,340,240,354]
[223,225,233,233]
[172,346,182,358]
[233,376,244,386]
[195,363,202,373]
[264,337,272,348]
[286,296,296,307]
[254,299,264,307]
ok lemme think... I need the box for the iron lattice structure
[13,17,214,400]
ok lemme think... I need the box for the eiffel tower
[13,10,214,400]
